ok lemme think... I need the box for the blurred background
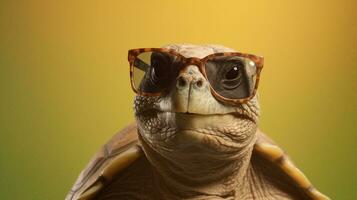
[0,0,356,199]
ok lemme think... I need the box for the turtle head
[134,44,260,156]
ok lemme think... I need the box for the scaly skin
[67,44,329,200]
[134,44,263,199]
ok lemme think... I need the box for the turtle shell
[66,124,329,200]
[65,123,142,200]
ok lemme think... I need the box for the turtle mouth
[136,108,257,152]
[154,110,256,124]
[182,111,200,116]
[153,111,257,151]
[137,107,255,123]
[174,111,255,122]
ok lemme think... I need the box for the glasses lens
[205,55,257,100]
[132,51,179,93]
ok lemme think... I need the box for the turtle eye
[225,64,242,80]
[150,53,170,82]
[132,51,179,93]
[221,62,243,90]
[205,56,256,100]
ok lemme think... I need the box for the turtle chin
[168,112,257,152]
[136,109,258,155]
[134,95,259,155]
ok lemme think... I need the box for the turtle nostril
[196,79,203,88]
[177,76,187,87]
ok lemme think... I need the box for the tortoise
[66,44,330,200]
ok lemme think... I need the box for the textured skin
[66,44,329,200]
[132,44,264,199]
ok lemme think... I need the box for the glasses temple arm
[134,58,150,71]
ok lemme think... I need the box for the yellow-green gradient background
[0,0,356,199]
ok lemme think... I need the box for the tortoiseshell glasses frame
[128,48,264,105]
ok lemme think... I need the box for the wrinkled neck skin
[135,96,260,200]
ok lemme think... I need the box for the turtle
[66,44,330,200]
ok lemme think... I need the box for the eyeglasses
[128,48,264,105]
